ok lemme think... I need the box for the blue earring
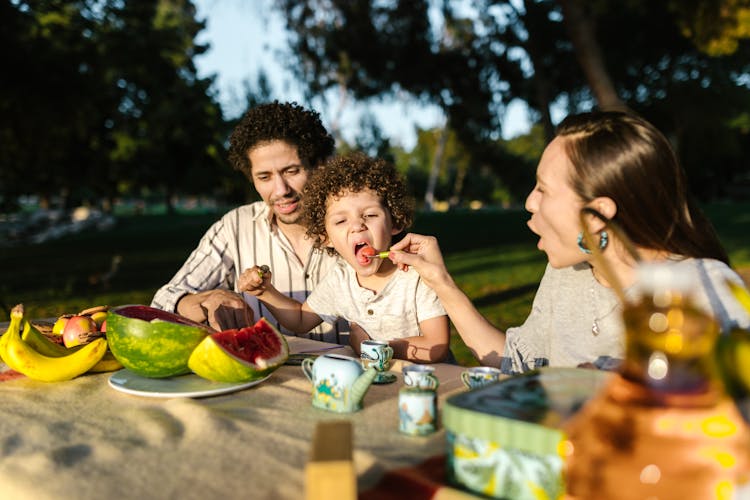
[577,230,608,254]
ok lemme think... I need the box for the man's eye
[255,175,269,182]
[285,167,301,175]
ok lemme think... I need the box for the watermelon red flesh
[356,244,375,265]
[188,318,289,382]
[213,321,284,368]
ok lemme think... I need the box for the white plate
[108,369,270,398]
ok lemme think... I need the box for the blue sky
[192,0,530,149]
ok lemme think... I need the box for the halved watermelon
[106,305,213,378]
[188,318,289,383]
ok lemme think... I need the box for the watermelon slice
[188,318,289,383]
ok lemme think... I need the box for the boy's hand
[349,322,371,356]
[239,265,273,297]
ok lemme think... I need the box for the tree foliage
[0,0,229,212]
[276,0,750,202]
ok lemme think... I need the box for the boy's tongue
[356,245,376,265]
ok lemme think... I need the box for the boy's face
[248,141,309,225]
[324,188,401,275]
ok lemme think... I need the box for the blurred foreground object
[563,263,750,498]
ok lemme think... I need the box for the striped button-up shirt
[151,202,349,344]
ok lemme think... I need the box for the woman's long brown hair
[558,111,729,264]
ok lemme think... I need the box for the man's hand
[176,289,254,331]
[238,265,272,297]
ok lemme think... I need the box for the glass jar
[563,263,750,499]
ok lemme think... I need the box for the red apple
[62,315,97,347]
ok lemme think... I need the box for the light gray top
[501,258,750,374]
[151,202,348,343]
[306,260,447,341]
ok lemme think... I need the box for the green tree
[0,0,228,212]
[275,0,750,200]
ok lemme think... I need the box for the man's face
[248,141,309,225]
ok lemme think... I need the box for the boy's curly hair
[228,101,335,179]
[302,153,415,254]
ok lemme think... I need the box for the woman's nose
[524,190,538,213]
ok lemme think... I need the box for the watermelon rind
[188,319,289,383]
[106,305,213,378]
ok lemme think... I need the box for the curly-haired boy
[240,153,450,363]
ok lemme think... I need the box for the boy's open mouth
[354,242,376,265]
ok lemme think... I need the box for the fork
[366,251,391,260]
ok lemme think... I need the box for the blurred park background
[2,1,750,362]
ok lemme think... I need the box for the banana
[21,320,76,357]
[21,317,120,373]
[88,350,124,373]
[0,305,24,363]
[78,305,109,316]
[3,305,107,382]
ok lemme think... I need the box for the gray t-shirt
[501,258,750,374]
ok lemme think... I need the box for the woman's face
[524,137,587,268]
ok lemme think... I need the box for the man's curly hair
[302,153,415,254]
[228,101,335,179]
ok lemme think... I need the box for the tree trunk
[523,0,557,142]
[424,125,448,212]
[558,0,627,111]
[449,162,467,209]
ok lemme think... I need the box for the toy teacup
[461,366,502,389]
[402,364,439,390]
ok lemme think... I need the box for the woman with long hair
[389,111,748,371]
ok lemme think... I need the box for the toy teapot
[302,354,377,413]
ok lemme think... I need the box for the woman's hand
[238,265,272,297]
[389,233,452,290]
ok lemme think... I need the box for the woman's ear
[391,226,403,236]
[584,197,617,232]
[595,197,617,221]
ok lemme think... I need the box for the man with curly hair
[152,101,348,343]
[239,153,450,363]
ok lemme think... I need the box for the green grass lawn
[1,203,748,366]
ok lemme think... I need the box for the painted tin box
[442,367,609,500]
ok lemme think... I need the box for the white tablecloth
[0,336,466,499]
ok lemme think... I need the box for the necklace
[589,286,620,336]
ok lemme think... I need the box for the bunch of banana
[0,304,109,382]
